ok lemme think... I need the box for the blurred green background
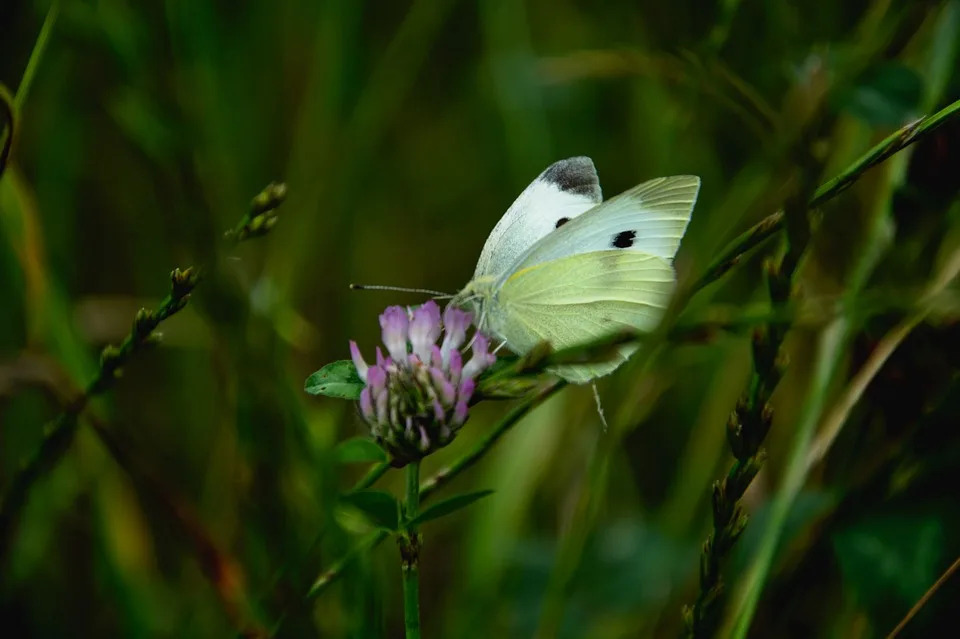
[3,0,960,637]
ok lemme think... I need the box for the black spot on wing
[555,217,570,228]
[541,157,601,200]
[612,230,637,249]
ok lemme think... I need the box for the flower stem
[402,460,422,639]
[292,381,567,621]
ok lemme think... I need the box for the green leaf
[304,360,364,400]
[340,490,400,532]
[407,490,494,528]
[832,510,945,620]
[335,437,388,464]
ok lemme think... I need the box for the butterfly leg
[591,382,609,432]
[465,331,478,350]
[493,340,509,354]
[464,304,489,351]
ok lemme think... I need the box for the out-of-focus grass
[2,1,960,638]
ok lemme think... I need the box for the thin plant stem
[406,462,421,522]
[272,388,562,628]
[886,554,960,639]
[13,0,59,110]
[402,461,423,639]
[355,460,392,491]
[0,353,272,638]
[726,308,852,639]
[421,380,566,500]
[683,80,830,633]
[255,458,392,625]
[694,96,960,293]
[274,461,426,636]
[725,113,933,639]
[681,95,960,637]
[0,269,198,567]
[1,84,13,178]
[303,530,388,603]
[727,247,960,639]
[288,381,566,618]
[0,184,285,572]
[805,245,960,472]
[2,1,58,204]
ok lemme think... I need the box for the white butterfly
[451,156,701,384]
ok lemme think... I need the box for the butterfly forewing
[459,156,701,385]
[473,157,602,279]
[503,175,700,280]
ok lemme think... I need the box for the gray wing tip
[541,157,602,201]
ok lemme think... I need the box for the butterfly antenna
[349,283,454,299]
[591,382,609,432]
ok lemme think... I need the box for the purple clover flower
[350,301,496,466]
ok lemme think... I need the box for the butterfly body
[452,157,700,384]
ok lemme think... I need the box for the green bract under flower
[350,301,496,466]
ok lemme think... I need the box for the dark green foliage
[839,62,925,126]
[833,508,946,627]
[340,490,401,532]
[335,437,389,464]
[2,1,960,638]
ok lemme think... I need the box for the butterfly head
[449,276,500,335]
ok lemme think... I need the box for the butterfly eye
[612,230,637,248]
[555,217,570,228]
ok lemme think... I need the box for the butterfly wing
[503,175,700,280]
[473,157,602,279]
[488,250,676,383]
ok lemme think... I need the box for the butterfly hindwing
[473,157,602,280]
[505,175,700,279]
[489,250,676,382]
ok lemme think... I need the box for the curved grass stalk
[694,97,960,294]
[686,100,960,638]
[716,107,960,639]
[1,84,14,178]
[0,184,285,572]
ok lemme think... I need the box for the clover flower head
[351,300,497,465]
